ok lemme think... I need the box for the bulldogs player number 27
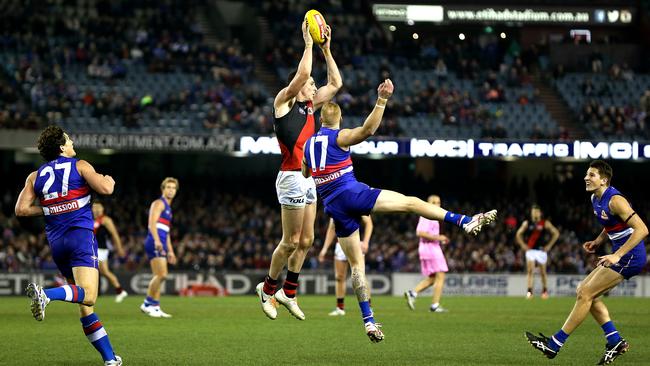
[40,162,71,200]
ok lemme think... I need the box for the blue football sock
[359,301,374,324]
[80,313,116,362]
[549,329,569,352]
[44,285,85,304]
[144,296,159,307]
[601,321,622,345]
[444,212,471,228]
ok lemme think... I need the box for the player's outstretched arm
[15,172,43,217]
[77,160,114,195]
[274,20,313,108]
[337,79,394,148]
[543,220,560,251]
[598,195,649,266]
[319,218,337,262]
[314,26,342,110]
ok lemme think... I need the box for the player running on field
[17,125,122,365]
[526,160,647,365]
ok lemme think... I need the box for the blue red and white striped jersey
[304,127,357,201]
[591,186,643,254]
[146,196,172,243]
[34,156,93,242]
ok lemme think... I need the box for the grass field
[1,295,649,365]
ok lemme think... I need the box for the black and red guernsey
[274,100,319,171]
[524,219,547,250]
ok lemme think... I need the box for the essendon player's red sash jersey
[34,156,93,242]
[524,220,547,250]
[274,100,319,171]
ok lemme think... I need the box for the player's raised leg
[339,231,383,343]
[372,190,497,235]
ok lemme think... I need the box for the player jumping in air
[257,18,342,321]
[303,79,497,342]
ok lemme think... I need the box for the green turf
[1,295,649,365]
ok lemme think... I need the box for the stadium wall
[1,272,648,297]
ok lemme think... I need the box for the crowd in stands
[258,0,563,140]
[0,0,269,134]
[2,174,648,275]
[555,61,650,140]
[1,0,648,140]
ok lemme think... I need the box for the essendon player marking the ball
[256,18,342,320]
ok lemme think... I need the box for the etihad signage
[373,4,634,25]
[238,136,650,161]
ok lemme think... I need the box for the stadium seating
[554,71,650,140]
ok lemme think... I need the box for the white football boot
[115,291,128,303]
[26,283,50,321]
[274,288,305,320]
[104,355,122,365]
[463,210,498,235]
[255,282,277,320]
[328,307,346,316]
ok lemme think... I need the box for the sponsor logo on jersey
[47,201,80,215]
[601,210,609,220]
[307,107,313,114]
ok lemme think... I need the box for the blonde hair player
[404,195,451,313]
[140,177,179,318]
[303,79,497,342]
[256,16,342,321]
[319,215,373,316]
